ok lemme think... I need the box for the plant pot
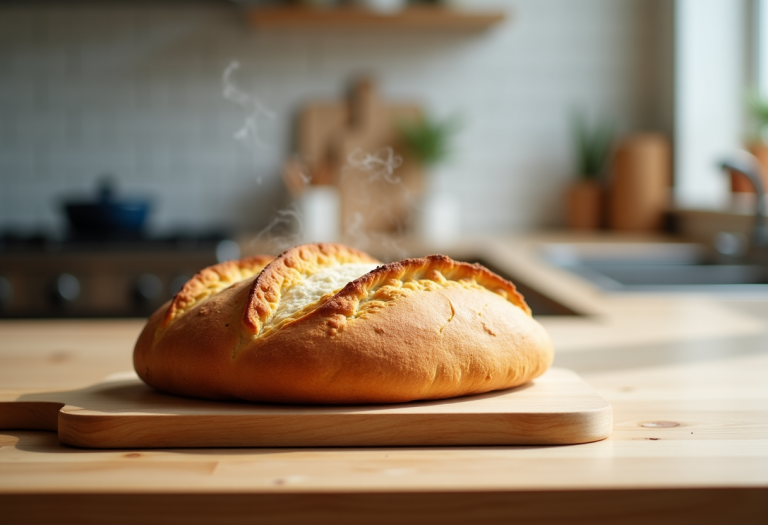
[731,144,768,193]
[297,185,341,243]
[418,192,460,244]
[415,170,460,243]
[566,180,602,230]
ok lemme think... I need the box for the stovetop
[0,230,233,253]
[0,229,241,318]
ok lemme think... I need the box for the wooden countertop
[2,233,767,524]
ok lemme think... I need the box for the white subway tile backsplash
[0,0,672,234]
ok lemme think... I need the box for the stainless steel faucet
[720,153,768,257]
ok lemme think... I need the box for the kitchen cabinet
[247,6,506,31]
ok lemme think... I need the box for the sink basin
[542,242,768,293]
[469,257,581,316]
[541,242,708,266]
[565,263,768,291]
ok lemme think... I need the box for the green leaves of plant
[397,114,463,168]
[747,90,768,143]
[572,111,614,181]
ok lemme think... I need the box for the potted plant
[733,91,768,193]
[566,112,613,230]
[398,113,462,241]
[398,113,460,169]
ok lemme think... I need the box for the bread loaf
[134,243,554,404]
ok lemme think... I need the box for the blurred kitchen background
[1,0,767,317]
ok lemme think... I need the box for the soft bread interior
[270,263,379,325]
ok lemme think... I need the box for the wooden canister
[608,133,670,231]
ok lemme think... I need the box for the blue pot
[63,181,150,235]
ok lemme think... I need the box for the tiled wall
[0,0,673,235]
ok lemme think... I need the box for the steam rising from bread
[222,60,274,151]
[346,147,403,184]
[221,62,409,260]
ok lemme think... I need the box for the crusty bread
[134,243,554,404]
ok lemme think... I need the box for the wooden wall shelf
[247,6,506,31]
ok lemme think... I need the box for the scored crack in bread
[134,243,554,404]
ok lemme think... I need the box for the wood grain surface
[3,490,766,525]
[1,233,767,524]
[0,368,612,448]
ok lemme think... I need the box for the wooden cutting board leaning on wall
[289,78,424,237]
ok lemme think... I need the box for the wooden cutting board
[295,78,424,235]
[0,368,611,448]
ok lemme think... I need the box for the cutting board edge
[56,402,614,449]
[0,401,62,431]
[2,367,614,449]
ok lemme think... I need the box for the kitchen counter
[2,233,767,524]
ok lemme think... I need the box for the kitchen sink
[470,257,581,316]
[541,242,768,293]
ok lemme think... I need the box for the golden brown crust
[164,255,274,328]
[134,243,554,404]
[327,254,531,319]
